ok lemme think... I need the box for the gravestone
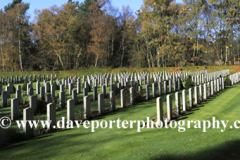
[47,103,56,131]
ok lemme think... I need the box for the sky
[0,0,183,22]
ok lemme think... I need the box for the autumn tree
[32,3,78,70]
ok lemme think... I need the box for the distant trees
[0,0,30,72]
[0,0,240,71]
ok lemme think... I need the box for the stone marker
[67,99,75,123]
[110,91,116,111]
[199,84,203,102]
[175,92,180,115]
[189,88,193,108]
[72,90,77,105]
[93,86,97,101]
[45,93,52,103]
[203,83,207,100]
[36,81,40,94]
[2,91,7,107]
[69,83,73,95]
[98,93,104,115]
[29,95,37,115]
[211,80,214,96]
[11,98,19,120]
[47,103,56,131]
[84,96,91,120]
[5,86,10,98]
[164,81,167,94]
[121,89,126,108]
[169,79,172,93]
[152,83,156,98]
[59,91,65,108]
[77,80,81,94]
[194,86,198,105]
[130,87,134,105]
[0,113,6,147]
[23,107,34,138]
[16,89,21,104]
[166,95,172,121]
[51,85,55,98]
[182,90,186,112]
[156,97,163,127]
[146,84,149,100]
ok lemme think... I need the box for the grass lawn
[0,82,240,160]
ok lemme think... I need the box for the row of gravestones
[0,69,211,109]
[0,69,228,94]
[4,68,230,124]
[0,68,231,119]
[0,69,202,86]
[0,69,230,147]
[190,69,229,85]
[230,72,240,85]
[0,68,207,108]
[6,69,228,120]
[2,74,58,84]
[156,71,238,127]
[0,69,228,120]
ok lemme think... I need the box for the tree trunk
[157,47,160,67]
[95,55,98,67]
[57,53,65,70]
[145,38,151,68]
[0,37,5,72]
[19,26,23,71]
[121,37,124,67]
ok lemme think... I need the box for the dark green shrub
[224,76,231,86]
[176,79,184,89]
[121,86,130,106]
[185,75,193,87]
[22,83,27,91]
[133,82,144,104]
[7,99,11,107]
[149,77,154,85]
[180,80,184,89]
[81,81,91,92]
[114,80,121,96]
[13,85,16,93]
[6,128,27,144]
[54,81,59,90]
[36,99,47,113]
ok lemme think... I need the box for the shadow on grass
[172,86,231,122]
[34,134,53,139]
[2,143,27,149]
[149,140,240,160]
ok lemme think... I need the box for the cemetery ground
[0,73,240,159]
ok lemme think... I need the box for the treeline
[0,0,240,71]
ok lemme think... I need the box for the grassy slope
[1,83,240,159]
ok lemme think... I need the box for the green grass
[0,81,239,159]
